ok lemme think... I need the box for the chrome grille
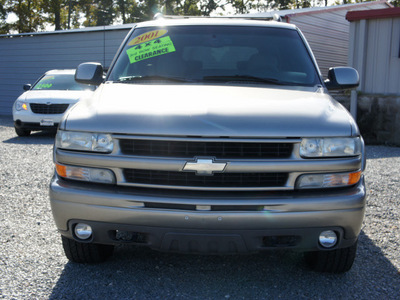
[119,139,293,159]
[30,103,69,114]
[123,169,288,188]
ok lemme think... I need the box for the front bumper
[13,110,62,131]
[12,101,71,131]
[14,120,59,131]
[49,175,366,253]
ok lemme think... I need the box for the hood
[20,90,94,104]
[63,83,356,138]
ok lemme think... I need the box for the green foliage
[228,0,255,14]
[176,0,202,16]
[0,0,9,33]
[3,0,386,34]
[390,0,400,7]
[41,0,69,30]
[200,0,225,15]
[95,0,115,26]
[5,0,47,33]
[116,0,140,23]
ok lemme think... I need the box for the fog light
[319,230,337,248]
[74,223,92,240]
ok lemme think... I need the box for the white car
[12,69,96,136]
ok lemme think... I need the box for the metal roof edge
[285,0,391,18]
[346,7,400,21]
[0,23,135,39]
[239,1,391,19]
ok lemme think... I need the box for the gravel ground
[0,115,399,299]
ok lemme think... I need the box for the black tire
[61,236,114,263]
[15,127,31,137]
[304,240,358,273]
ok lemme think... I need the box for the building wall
[349,16,400,94]
[289,1,389,79]
[0,26,132,115]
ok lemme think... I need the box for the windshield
[33,74,96,91]
[109,25,321,87]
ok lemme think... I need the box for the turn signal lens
[55,164,67,177]
[55,163,115,184]
[296,171,362,189]
[348,171,362,185]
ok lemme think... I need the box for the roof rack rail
[153,13,164,20]
[152,14,273,21]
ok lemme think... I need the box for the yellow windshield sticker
[126,36,176,64]
[128,30,168,46]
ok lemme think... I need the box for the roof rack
[153,13,279,21]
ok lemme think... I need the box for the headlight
[15,101,28,111]
[296,171,362,189]
[300,137,361,158]
[56,130,114,153]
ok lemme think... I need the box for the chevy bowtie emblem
[183,158,227,176]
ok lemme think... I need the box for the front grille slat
[119,139,293,159]
[30,103,69,114]
[123,169,288,188]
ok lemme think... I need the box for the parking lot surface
[0,115,399,299]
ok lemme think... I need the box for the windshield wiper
[117,75,191,83]
[202,75,286,85]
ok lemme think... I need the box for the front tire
[15,127,31,137]
[304,240,358,273]
[61,236,114,263]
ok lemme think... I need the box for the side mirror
[324,67,359,90]
[75,62,104,85]
[23,84,31,91]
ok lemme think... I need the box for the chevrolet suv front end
[50,19,365,273]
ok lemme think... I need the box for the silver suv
[50,18,365,273]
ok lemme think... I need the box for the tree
[116,0,141,23]
[6,0,47,33]
[79,0,96,27]
[390,0,399,7]
[228,0,256,14]
[79,0,115,27]
[135,0,159,21]
[41,0,70,30]
[177,0,202,15]
[0,0,9,33]
[96,0,114,26]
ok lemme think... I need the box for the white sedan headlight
[56,130,114,153]
[300,137,361,158]
[15,101,28,111]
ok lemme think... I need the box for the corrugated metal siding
[289,2,389,79]
[350,16,400,95]
[0,28,131,115]
[364,17,400,94]
[387,18,400,94]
